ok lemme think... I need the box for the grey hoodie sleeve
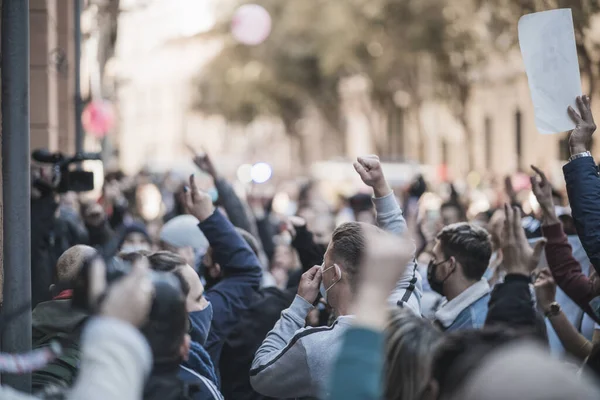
[373,192,423,316]
[250,295,317,398]
[372,192,408,235]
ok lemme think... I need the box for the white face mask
[320,264,341,304]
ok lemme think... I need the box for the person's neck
[444,278,480,302]
[332,286,353,317]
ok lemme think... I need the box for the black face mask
[427,258,451,296]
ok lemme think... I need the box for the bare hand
[530,165,555,217]
[534,268,557,311]
[183,175,216,222]
[353,155,391,198]
[297,265,323,304]
[502,204,546,276]
[568,95,596,155]
[191,147,218,179]
[100,258,154,328]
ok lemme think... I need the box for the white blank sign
[518,9,582,135]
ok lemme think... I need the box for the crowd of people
[3,95,600,399]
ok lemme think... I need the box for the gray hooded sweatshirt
[250,192,422,399]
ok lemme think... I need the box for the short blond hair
[56,245,97,283]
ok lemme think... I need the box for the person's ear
[333,264,342,281]
[49,284,56,295]
[180,334,191,361]
[420,380,439,400]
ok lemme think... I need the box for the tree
[483,0,600,96]
[195,0,503,168]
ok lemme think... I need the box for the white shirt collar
[434,278,490,328]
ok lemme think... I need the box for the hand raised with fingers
[183,174,215,222]
[530,165,554,214]
[568,95,596,155]
[502,204,546,276]
[533,268,557,312]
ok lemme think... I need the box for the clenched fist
[353,155,392,198]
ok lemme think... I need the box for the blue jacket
[197,211,263,367]
[446,294,490,331]
[434,278,491,332]
[564,156,600,274]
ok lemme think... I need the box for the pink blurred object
[82,100,115,139]
[512,173,531,192]
[231,4,272,46]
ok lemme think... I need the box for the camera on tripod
[32,149,102,193]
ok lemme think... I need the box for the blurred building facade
[113,1,600,185]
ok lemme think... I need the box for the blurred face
[271,244,296,270]
[121,232,151,252]
[441,206,461,226]
[179,263,209,312]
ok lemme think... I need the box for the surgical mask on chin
[188,302,213,346]
[120,243,151,254]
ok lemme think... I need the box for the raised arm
[183,175,262,362]
[485,205,545,330]
[192,150,258,236]
[353,155,407,234]
[353,155,420,314]
[563,96,600,273]
[531,165,600,322]
[534,268,593,360]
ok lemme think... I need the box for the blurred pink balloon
[82,100,114,139]
[231,4,272,46]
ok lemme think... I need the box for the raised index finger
[530,165,547,184]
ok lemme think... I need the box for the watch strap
[568,151,592,163]
[544,302,561,318]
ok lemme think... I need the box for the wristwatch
[568,151,592,163]
[544,302,561,318]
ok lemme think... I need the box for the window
[515,109,523,171]
[485,117,492,168]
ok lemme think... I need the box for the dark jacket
[219,287,296,400]
[198,211,263,368]
[542,223,600,323]
[563,156,600,273]
[144,362,223,400]
[287,225,327,289]
[214,177,258,240]
[485,274,546,337]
